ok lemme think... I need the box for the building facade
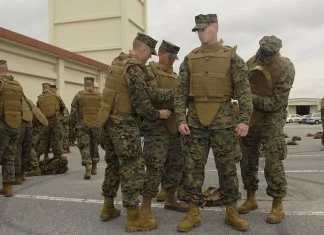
[48,0,147,64]
[287,98,322,115]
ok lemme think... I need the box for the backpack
[39,156,68,175]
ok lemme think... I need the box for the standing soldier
[238,36,295,224]
[0,60,24,197]
[99,33,172,232]
[174,14,253,232]
[37,83,66,160]
[70,77,101,179]
[140,40,188,220]
[26,98,48,177]
[14,95,41,183]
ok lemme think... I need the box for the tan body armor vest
[78,90,101,128]
[37,92,59,118]
[98,53,144,126]
[248,56,290,126]
[22,98,33,122]
[0,77,23,128]
[149,62,178,134]
[188,46,234,126]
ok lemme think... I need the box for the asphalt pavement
[1,123,324,235]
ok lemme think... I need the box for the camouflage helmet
[159,40,180,60]
[259,35,282,52]
[135,33,158,55]
[0,60,7,66]
[192,14,218,32]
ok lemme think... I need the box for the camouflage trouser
[183,126,240,205]
[38,116,63,157]
[0,117,21,183]
[240,125,287,198]
[75,122,100,166]
[30,125,44,168]
[62,123,69,151]
[15,121,33,176]
[141,127,184,198]
[101,118,145,209]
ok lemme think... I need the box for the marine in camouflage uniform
[14,96,41,184]
[238,36,295,224]
[140,40,188,214]
[25,99,48,177]
[174,14,253,232]
[37,83,66,159]
[70,77,101,179]
[51,84,70,154]
[0,60,24,197]
[99,33,172,232]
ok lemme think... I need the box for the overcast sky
[0,0,323,98]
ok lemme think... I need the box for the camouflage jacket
[174,43,253,130]
[248,56,295,127]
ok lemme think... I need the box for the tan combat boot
[225,201,248,231]
[177,184,186,201]
[267,198,285,224]
[13,175,22,185]
[238,191,258,214]
[84,164,91,179]
[140,196,157,223]
[177,202,201,232]
[164,191,188,212]
[125,208,158,232]
[91,163,97,175]
[156,187,167,202]
[0,183,13,197]
[25,167,42,177]
[99,197,121,221]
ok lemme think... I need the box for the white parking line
[205,170,324,173]
[8,194,324,216]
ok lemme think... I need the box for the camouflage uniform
[70,77,101,172]
[174,23,252,207]
[240,36,295,199]
[62,108,70,152]
[101,34,173,209]
[141,41,184,199]
[37,86,66,158]
[15,97,34,181]
[0,70,23,196]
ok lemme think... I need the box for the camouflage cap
[50,84,57,89]
[192,14,218,32]
[0,60,7,66]
[84,77,95,84]
[42,83,51,89]
[259,35,282,52]
[135,33,158,55]
[159,40,180,60]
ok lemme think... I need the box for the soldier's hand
[159,109,171,119]
[235,123,249,137]
[179,124,190,135]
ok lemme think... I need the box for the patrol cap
[192,14,218,32]
[259,35,282,52]
[159,40,180,60]
[50,84,57,89]
[84,77,95,85]
[42,83,51,89]
[0,60,7,66]
[135,33,158,55]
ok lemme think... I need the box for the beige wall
[49,0,147,64]
[0,37,105,110]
